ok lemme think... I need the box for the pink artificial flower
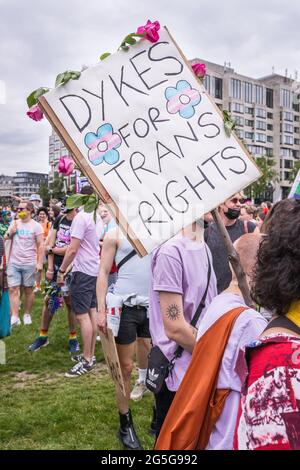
[192,63,206,79]
[58,156,75,176]
[26,104,44,121]
[136,19,160,43]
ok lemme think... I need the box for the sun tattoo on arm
[166,304,181,321]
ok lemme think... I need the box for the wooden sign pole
[99,329,126,397]
[211,209,255,308]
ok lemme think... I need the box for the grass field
[0,294,155,450]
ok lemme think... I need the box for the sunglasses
[17,207,27,212]
[230,198,245,204]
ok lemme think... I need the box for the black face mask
[225,208,241,220]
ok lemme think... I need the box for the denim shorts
[7,263,36,288]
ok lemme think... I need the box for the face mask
[18,211,28,219]
[225,208,240,220]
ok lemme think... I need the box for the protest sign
[99,329,126,397]
[288,169,300,199]
[75,170,90,193]
[40,27,261,255]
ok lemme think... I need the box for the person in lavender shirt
[196,233,267,450]
[57,188,103,378]
[149,220,217,436]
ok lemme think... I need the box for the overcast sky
[1,0,299,176]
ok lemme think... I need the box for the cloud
[1,0,300,175]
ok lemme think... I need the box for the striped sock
[39,329,48,338]
[69,331,77,340]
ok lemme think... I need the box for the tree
[39,181,51,207]
[245,156,279,202]
[289,160,300,183]
[49,174,66,201]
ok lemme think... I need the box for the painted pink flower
[26,104,44,121]
[58,156,75,176]
[192,63,206,79]
[136,20,160,43]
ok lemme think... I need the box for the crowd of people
[0,189,299,451]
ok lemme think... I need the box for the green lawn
[0,294,155,450]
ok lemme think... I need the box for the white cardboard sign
[40,27,260,255]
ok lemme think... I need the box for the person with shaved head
[155,233,267,450]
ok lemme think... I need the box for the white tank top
[114,238,150,299]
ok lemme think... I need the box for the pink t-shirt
[9,219,43,266]
[71,211,103,277]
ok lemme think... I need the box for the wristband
[58,269,65,274]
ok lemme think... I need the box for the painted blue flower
[165,80,201,119]
[84,123,122,166]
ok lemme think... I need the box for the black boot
[118,410,143,450]
[149,405,157,436]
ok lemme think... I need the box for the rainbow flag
[289,170,300,199]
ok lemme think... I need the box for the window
[294,127,300,134]
[284,160,293,169]
[295,115,300,122]
[267,112,273,119]
[255,85,264,105]
[230,78,242,99]
[256,120,266,131]
[255,146,266,155]
[281,148,293,157]
[284,171,291,180]
[282,135,294,145]
[236,129,244,139]
[245,132,254,139]
[293,150,300,158]
[204,74,211,93]
[54,142,60,151]
[245,119,254,127]
[256,133,266,143]
[230,102,244,113]
[213,77,223,99]
[266,148,273,157]
[266,88,274,108]
[283,111,293,121]
[295,138,300,145]
[234,115,244,126]
[244,82,253,103]
[267,136,273,143]
[245,106,254,115]
[256,108,266,118]
[283,123,294,133]
[267,124,273,131]
[281,89,291,108]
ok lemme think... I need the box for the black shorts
[70,271,97,315]
[115,305,151,345]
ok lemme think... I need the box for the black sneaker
[65,358,94,378]
[71,354,96,368]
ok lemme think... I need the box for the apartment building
[14,172,48,199]
[0,174,15,199]
[191,59,300,200]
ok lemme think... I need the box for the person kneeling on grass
[28,208,79,354]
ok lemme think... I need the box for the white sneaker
[11,316,21,327]
[130,381,150,401]
[23,314,32,325]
